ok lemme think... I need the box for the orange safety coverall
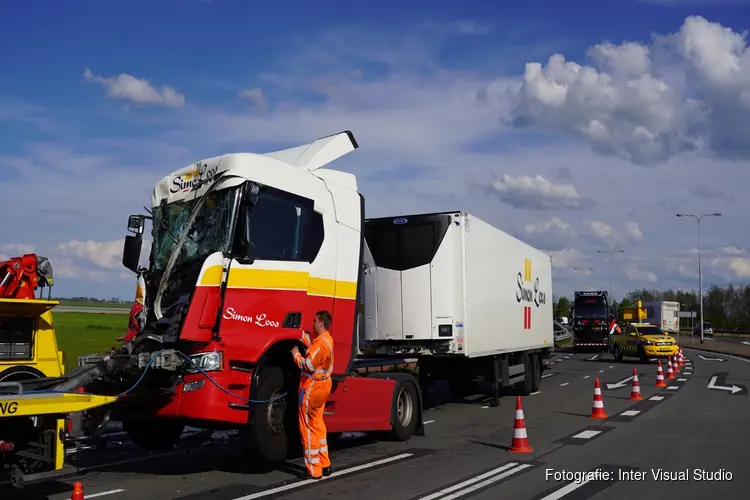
[293,329,334,478]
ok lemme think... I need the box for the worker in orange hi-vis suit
[291,310,335,480]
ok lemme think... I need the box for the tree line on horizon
[552,284,750,331]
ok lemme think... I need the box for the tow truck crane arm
[0,254,54,300]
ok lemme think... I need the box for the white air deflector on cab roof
[261,131,359,172]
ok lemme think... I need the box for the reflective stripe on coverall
[294,329,334,478]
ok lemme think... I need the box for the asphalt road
[3,346,748,500]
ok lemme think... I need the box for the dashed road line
[677,378,688,382]
[560,382,569,387]
[582,376,590,379]
[667,385,680,391]
[608,365,614,369]
[424,420,435,425]
[649,396,664,401]
[85,489,126,499]
[542,373,555,379]
[554,426,614,446]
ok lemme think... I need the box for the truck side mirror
[123,234,143,273]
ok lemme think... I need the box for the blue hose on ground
[6,352,287,404]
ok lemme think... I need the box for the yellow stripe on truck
[199,265,358,300]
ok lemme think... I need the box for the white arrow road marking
[708,376,743,394]
[606,376,634,390]
[685,348,750,363]
[699,355,724,362]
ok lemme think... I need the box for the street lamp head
[712,213,722,217]
[676,213,684,217]
[616,250,624,253]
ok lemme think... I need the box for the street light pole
[597,249,624,311]
[676,212,722,345]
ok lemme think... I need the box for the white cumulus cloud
[510,15,750,164]
[484,173,592,210]
[83,69,185,108]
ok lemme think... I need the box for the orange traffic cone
[655,360,667,388]
[71,481,84,500]
[629,368,643,401]
[679,351,685,367]
[508,396,533,453]
[589,378,608,419]
[666,358,676,380]
[672,355,680,373]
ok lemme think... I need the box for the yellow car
[609,323,679,363]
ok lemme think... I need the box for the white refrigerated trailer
[642,301,681,334]
[361,211,554,405]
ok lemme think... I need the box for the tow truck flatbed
[1,383,118,489]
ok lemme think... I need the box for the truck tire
[123,418,185,451]
[386,380,419,441]
[0,365,45,382]
[240,365,295,464]
[530,354,541,393]
[515,354,534,396]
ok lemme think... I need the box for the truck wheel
[530,354,541,393]
[0,365,45,382]
[240,365,294,464]
[386,380,419,441]
[515,354,533,396]
[123,419,185,451]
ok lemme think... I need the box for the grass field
[58,301,130,309]
[55,312,128,371]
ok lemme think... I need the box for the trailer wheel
[530,354,541,393]
[387,380,419,441]
[240,365,294,464]
[123,418,185,451]
[515,354,534,396]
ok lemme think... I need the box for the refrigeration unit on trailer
[642,301,680,334]
[362,211,554,403]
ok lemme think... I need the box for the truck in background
[642,301,680,334]
[362,211,554,404]
[571,290,610,351]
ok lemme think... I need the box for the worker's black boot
[323,466,332,477]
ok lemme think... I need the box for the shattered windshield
[151,186,239,271]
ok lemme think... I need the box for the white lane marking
[620,410,640,417]
[560,382,569,387]
[423,420,435,425]
[686,348,750,363]
[649,396,664,401]
[684,372,693,376]
[608,365,614,369]
[677,378,688,382]
[481,406,490,409]
[540,478,591,500]
[233,453,414,500]
[598,370,604,373]
[85,489,126,498]
[588,355,599,361]
[667,386,679,391]
[531,391,541,395]
[542,373,554,379]
[423,463,534,500]
[572,430,601,439]
[583,375,590,379]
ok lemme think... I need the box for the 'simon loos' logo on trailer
[516,258,547,330]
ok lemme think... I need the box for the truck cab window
[244,188,324,263]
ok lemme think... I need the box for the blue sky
[2,0,750,300]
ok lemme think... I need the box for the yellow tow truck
[0,254,119,489]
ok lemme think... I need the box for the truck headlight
[187,351,223,373]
